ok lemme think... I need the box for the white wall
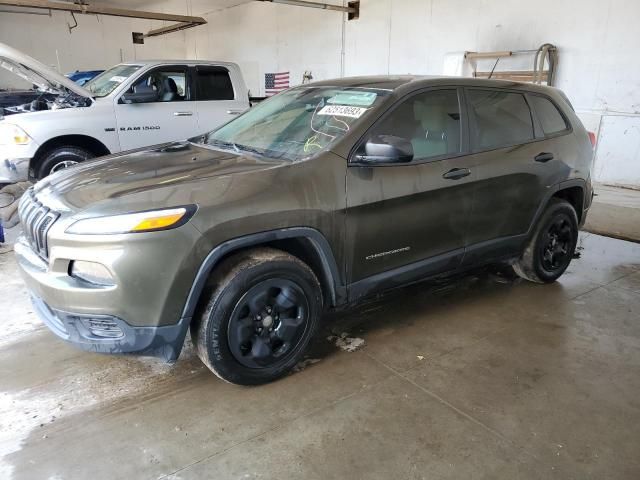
[1,0,638,187]
[0,2,188,83]
[183,0,640,188]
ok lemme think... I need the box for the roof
[118,59,240,68]
[306,75,561,96]
[308,75,421,91]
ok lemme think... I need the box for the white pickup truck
[0,42,250,183]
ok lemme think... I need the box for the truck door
[346,88,475,299]
[193,65,249,134]
[115,65,198,151]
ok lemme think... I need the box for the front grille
[18,188,59,261]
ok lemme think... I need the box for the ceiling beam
[256,0,359,16]
[0,0,207,36]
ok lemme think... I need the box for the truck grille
[18,189,59,261]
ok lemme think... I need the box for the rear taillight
[587,131,597,148]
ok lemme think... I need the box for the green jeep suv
[16,76,594,385]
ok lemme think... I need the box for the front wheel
[512,198,579,283]
[36,146,94,180]
[192,248,323,385]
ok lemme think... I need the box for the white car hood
[0,41,93,100]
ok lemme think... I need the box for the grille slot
[18,189,59,261]
[85,318,124,339]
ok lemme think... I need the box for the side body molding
[180,227,346,321]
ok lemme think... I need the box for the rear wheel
[512,198,578,283]
[36,146,94,180]
[192,248,323,385]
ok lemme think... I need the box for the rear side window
[195,67,234,101]
[467,89,534,150]
[529,95,569,135]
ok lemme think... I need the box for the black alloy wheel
[539,215,575,274]
[192,248,322,385]
[228,279,310,368]
[512,198,579,283]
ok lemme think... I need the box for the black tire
[36,146,94,180]
[191,248,323,385]
[512,198,579,283]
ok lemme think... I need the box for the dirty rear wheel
[191,248,322,385]
[512,198,578,283]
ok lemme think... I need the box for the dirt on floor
[1,233,639,479]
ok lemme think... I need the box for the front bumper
[30,295,189,361]
[1,142,38,183]
[14,220,204,361]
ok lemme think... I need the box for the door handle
[173,111,193,116]
[534,152,554,163]
[443,168,471,180]
[227,109,244,115]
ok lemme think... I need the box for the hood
[34,142,288,212]
[0,41,93,99]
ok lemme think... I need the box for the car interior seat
[161,77,180,102]
[412,97,449,159]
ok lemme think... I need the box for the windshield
[203,86,389,161]
[85,64,143,98]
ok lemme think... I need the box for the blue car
[65,69,104,86]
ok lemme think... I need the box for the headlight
[66,206,195,235]
[0,123,31,145]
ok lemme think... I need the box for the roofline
[304,75,563,95]
[117,59,240,67]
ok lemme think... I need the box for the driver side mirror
[355,135,414,164]
[121,84,158,104]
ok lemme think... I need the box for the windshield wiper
[206,139,264,157]
[233,143,266,156]
[206,138,239,152]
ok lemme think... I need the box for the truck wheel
[192,248,323,385]
[512,198,578,283]
[36,146,94,180]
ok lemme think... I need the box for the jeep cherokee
[15,76,593,385]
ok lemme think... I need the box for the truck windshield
[203,86,389,161]
[85,64,143,98]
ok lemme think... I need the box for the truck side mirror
[121,84,158,104]
[355,135,414,164]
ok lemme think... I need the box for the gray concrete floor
[1,232,639,479]
[584,184,640,242]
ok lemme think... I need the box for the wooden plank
[465,51,513,60]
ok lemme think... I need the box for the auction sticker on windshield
[318,105,368,118]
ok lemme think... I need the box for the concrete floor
[1,232,639,479]
[584,184,640,242]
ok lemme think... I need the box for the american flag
[265,71,290,96]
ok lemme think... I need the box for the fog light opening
[83,318,124,339]
[70,260,115,286]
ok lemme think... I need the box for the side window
[128,68,187,103]
[195,67,235,101]
[366,89,461,161]
[529,95,569,135]
[467,90,534,150]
